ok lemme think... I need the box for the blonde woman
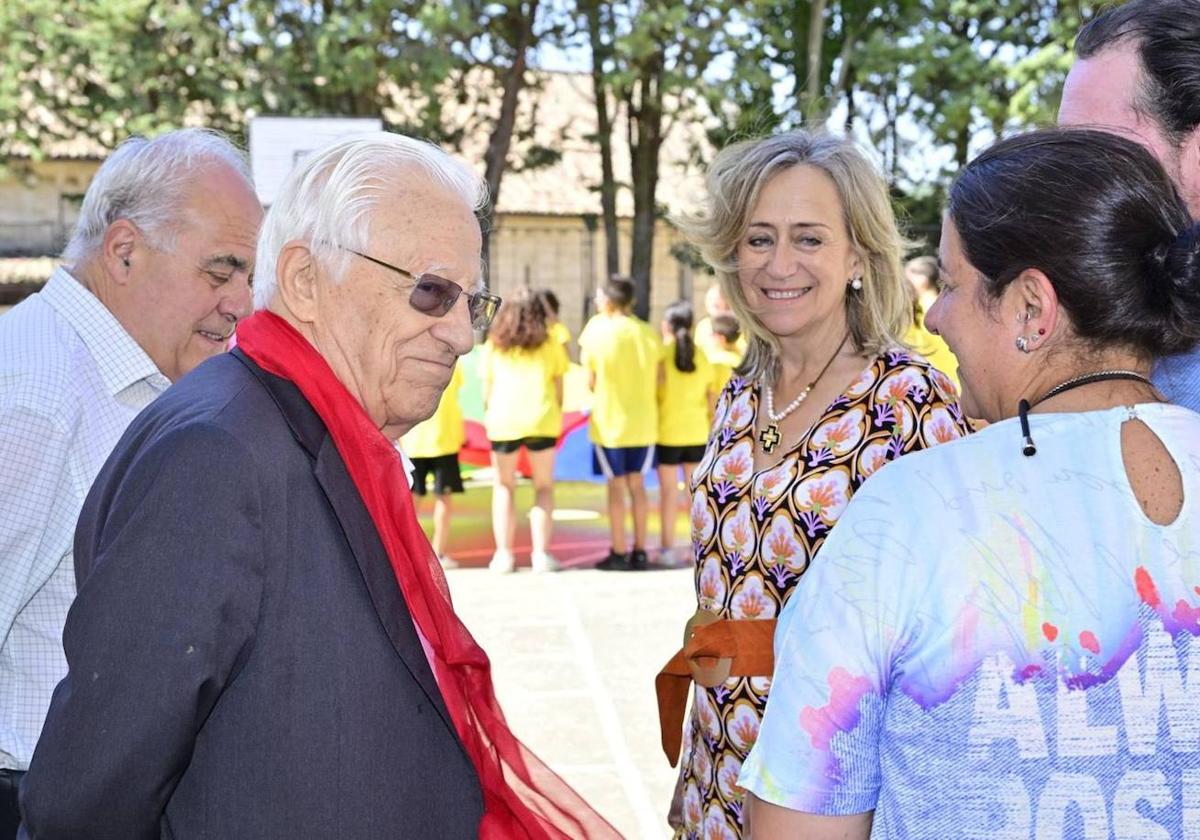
[662,130,970,839]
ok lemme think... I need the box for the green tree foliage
[1,0,561,267]
[691,0,1096,240]
[0,0,250,150]
[2,0,1099,262]
[232,1,450,128]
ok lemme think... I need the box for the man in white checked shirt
[0,128,262,837]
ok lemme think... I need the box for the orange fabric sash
[655,616,776,766]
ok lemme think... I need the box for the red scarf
[238,311,618,840]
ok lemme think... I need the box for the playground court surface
[426,479,694,838]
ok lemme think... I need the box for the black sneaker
[628,548,649,571]
[595,550,629,571]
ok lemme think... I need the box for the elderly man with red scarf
[20,134,616,840]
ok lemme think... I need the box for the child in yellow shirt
[695,283,748,361]
[578,276,660,571]
[705,312,744,386]
[903,256,960,387]
[399,364,465,570]
[480,288,570,573]
[538,288,572,353]
[656,301,721,567]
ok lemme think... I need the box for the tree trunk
[803,0,828,123]
[789,0,808,118]
[628,49,664,322]
[585,0,619,278]
[954,122,970,169]
[829,21,854,106]
[480,0,540,281]
[842,67,857,133]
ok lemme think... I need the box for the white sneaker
[489,549,515,573]
[659,548,690,568]
[530,551,561,573]
[438,555,459,570]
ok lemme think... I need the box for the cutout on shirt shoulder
[1120,415,1183,526]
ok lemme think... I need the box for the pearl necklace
[758,334,848,453]
[764,380,812,422]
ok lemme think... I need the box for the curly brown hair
[488,286,549,351]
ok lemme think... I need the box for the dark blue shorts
[592,444,655,478]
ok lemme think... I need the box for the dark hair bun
[1154,223,1200,354]
[950,129,1200,358]
[1162,223,1200,289]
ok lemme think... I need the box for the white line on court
[553,574,665,839]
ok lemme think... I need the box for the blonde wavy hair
[673,129,913,382]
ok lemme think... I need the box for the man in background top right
[1058,0,1200,412]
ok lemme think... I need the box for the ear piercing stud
[1016,331,1044,353]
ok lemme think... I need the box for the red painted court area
[413,479,690,570]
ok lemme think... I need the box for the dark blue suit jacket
[20,350,484,839]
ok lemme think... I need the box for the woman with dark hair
[655,300,721,567]
[480,287,569,573]
[740,129,1200,839]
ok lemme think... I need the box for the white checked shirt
[0,267,170,769]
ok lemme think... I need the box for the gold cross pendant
[759,423,781,453]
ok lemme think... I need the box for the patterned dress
[676,349,970,840]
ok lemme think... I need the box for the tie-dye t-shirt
[740,403,1200,839]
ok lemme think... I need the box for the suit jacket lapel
[314,431,461,739]
[232,350,459,740]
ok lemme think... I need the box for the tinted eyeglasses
[345,248,502,330]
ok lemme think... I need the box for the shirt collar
[40,266,170,397]
[396,445,417,489]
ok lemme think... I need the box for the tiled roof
[9,70,713,216]
[387,69,713,218]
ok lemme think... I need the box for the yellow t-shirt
[705,346,742,391]
[400,364,465,458]
[905,308,960,388]
[578,313,660,447]
[480,339,569,441]
[548,321,571,346]
[658,340,717,447]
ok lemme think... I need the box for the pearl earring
[849,275,863,291]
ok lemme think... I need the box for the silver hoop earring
[849,275,863,291]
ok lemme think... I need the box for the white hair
[62,128,252,264]
[252,133,488,311]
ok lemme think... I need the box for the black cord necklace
[1017,370,1155,456]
